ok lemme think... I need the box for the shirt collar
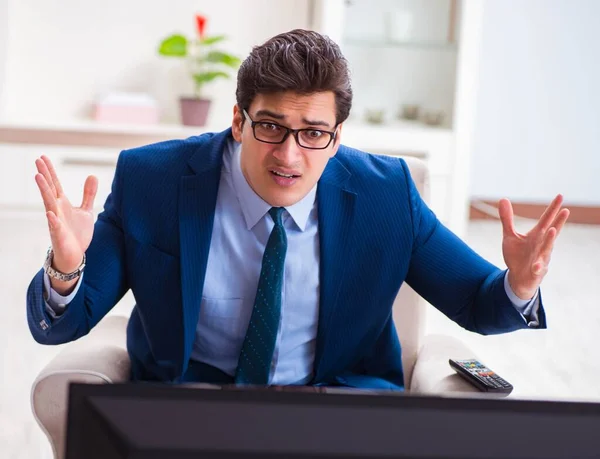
[228,139,317,232]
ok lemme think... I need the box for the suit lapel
[178,129,231,366]
[313,152,357,382]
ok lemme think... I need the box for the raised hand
[499,194,570,300]
[35,155,98,292]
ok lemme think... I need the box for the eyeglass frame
[242,109,338,150]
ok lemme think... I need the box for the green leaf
[200,35,226,46]
[193,71,231,86]
[204,51,241,67]
[158,34,188,57]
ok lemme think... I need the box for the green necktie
[235,207,287,385]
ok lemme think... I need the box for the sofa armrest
[409,333,481,395]
[31,315,130,459]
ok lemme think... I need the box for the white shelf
[345,119,452,135]
[0,119,221,149]
[342,120,453,163]
[343,38,458,51]
[0,118,215,135]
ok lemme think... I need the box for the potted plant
[158,14,241,126]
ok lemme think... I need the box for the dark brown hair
[236,29,353,125]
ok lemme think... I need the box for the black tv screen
[66,383,600,459]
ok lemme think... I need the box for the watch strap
[43,247,86,282]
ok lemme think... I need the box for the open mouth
[270,170,301,179]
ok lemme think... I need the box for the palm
[55,194,95,255]
[499,195,570,299]
[502,228,545,291]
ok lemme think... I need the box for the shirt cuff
[503,270,540,327]
[43,271,84,318]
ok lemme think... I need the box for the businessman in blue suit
[27,30,570,390]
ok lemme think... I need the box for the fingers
[41,155,64,196]
[35,173,59,214]
[46,210,62,241]
[541,226,557,253]
[498,198,516,237]
[549,208,570,238]
[535,194,563,233]
[531,260,548,277]
[532,227,557,275]
[81,175,98,211]
[35,158,57,197]
[530,206,568,277]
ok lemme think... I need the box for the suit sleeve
[401,161,546,335]
[26,152,130,344]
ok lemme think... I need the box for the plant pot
[179,97,211,126]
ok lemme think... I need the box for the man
[27,29,569,390]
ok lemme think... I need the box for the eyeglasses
[242,109,337,150]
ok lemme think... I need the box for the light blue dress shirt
[44,138,539,384]
[190,138,320,385]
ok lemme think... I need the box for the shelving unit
[310,0,471,237]
[342,39,458,51]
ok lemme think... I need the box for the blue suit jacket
[27,128,546,390]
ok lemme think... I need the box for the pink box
[93,104,159,125]
[93,92,160,124]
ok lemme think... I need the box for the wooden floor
[1,211,599,458]
[426,218,600,402]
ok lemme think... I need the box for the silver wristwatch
[43,247,86,282]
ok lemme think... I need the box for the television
[66,382,600,458]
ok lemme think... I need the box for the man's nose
[273,133,302,164]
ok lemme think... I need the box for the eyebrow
[253,109,332,128]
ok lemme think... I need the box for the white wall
[469,0,600,205]
[0,0,10,118]
[1,0,311,126]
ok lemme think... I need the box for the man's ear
[231,105,243,142]
[330,123,343,157]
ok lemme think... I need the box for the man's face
[231,91,342,207]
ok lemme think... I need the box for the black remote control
[449,359,513,395]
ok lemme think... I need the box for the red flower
[195,15,207,39]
